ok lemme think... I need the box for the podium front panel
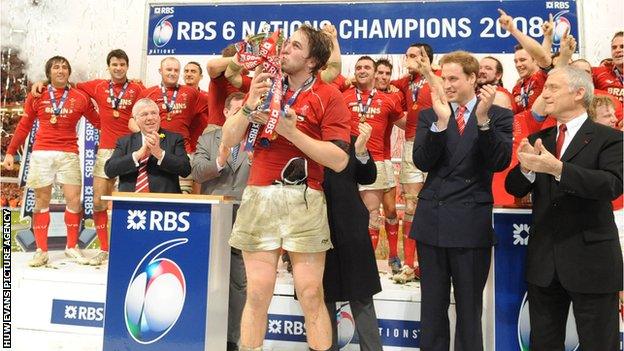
[103,200,213,351]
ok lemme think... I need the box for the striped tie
[135,156,150,193]
[231,144,240,165]
[456,105,467,135]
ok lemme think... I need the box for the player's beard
[477,77,498,89]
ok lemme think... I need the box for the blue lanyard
[613,66,623,85]
[409,76,425,103]
[47,85,69,115]
[109,80,129,109]
[160,84,179,112]
[356,88,376,117]
[282,75,316,111]
[520,79,534,108]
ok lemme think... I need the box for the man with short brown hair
[221,25,350,351]
[4,56,100,267]
[413,50,512,350]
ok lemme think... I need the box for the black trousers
[417,242,491,351]
[527,276,619,351]
[227,248,246,345]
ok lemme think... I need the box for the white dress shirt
[522,112,588,183]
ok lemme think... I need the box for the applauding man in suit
[412,50,513,351]
[505,66,623,351]
[105,98,191,193]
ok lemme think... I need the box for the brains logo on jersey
[517,292,580,351]
[153,15,174,48]
[125,238,187,344]
[552,11,571,48]
[336,303,356,348]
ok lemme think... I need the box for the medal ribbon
[356,88,377,118]
[109,80,129,110]
[47,84,69,116]
[613,66,623,85]
[519,79,534,108]
[160,83,179,112]
[409,76,425,104]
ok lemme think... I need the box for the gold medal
[412,103,419,110]
[50,115,58,124]
[359,113,367,123]
[113,110,120,118]
[166,113,172,121]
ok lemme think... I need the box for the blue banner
[18,121,38,220]
[494,210,623,351]
[50,299,105,328]
[493,211,532,351]
[147,0,579,55]
[265,312,420,348]
[82,121,99,220]
[103,201,211,351]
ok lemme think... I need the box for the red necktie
[456,105,467,135]
[135,156,150,193]
[555,123,567,159]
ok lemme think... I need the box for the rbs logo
[545,1,570,10]
[127,210,190,232]
[153,6,174,15]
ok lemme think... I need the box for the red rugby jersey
[207,74,251,127]
[592,63,623,104]
[7,86,99,155]
[139,84,208,153]
[247,77,350,190]
[382,91,405,160]
[512,69,548,114]
[392,73,434,140]
[343,87,402,162]
[76,79,144,149]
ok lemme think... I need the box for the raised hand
[476,84,497,124]
[431,88,451,130]
[246,66,273,110]
[558,31,577,62]
[354,122,372,155]
[542,13,554,38]
[217,142,231,167]
[517,138,563,176]
[517,138,536,172]
[518,138,536,155]
[133,143,151,162]
[321,24,338,39]
[416,51,433,76]
[498,9,517,34]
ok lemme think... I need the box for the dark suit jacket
[104,129,191,193]
[505,119,623,293]
[323,136,381,302]
[411,102,513,247]
[191,128,250,200]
